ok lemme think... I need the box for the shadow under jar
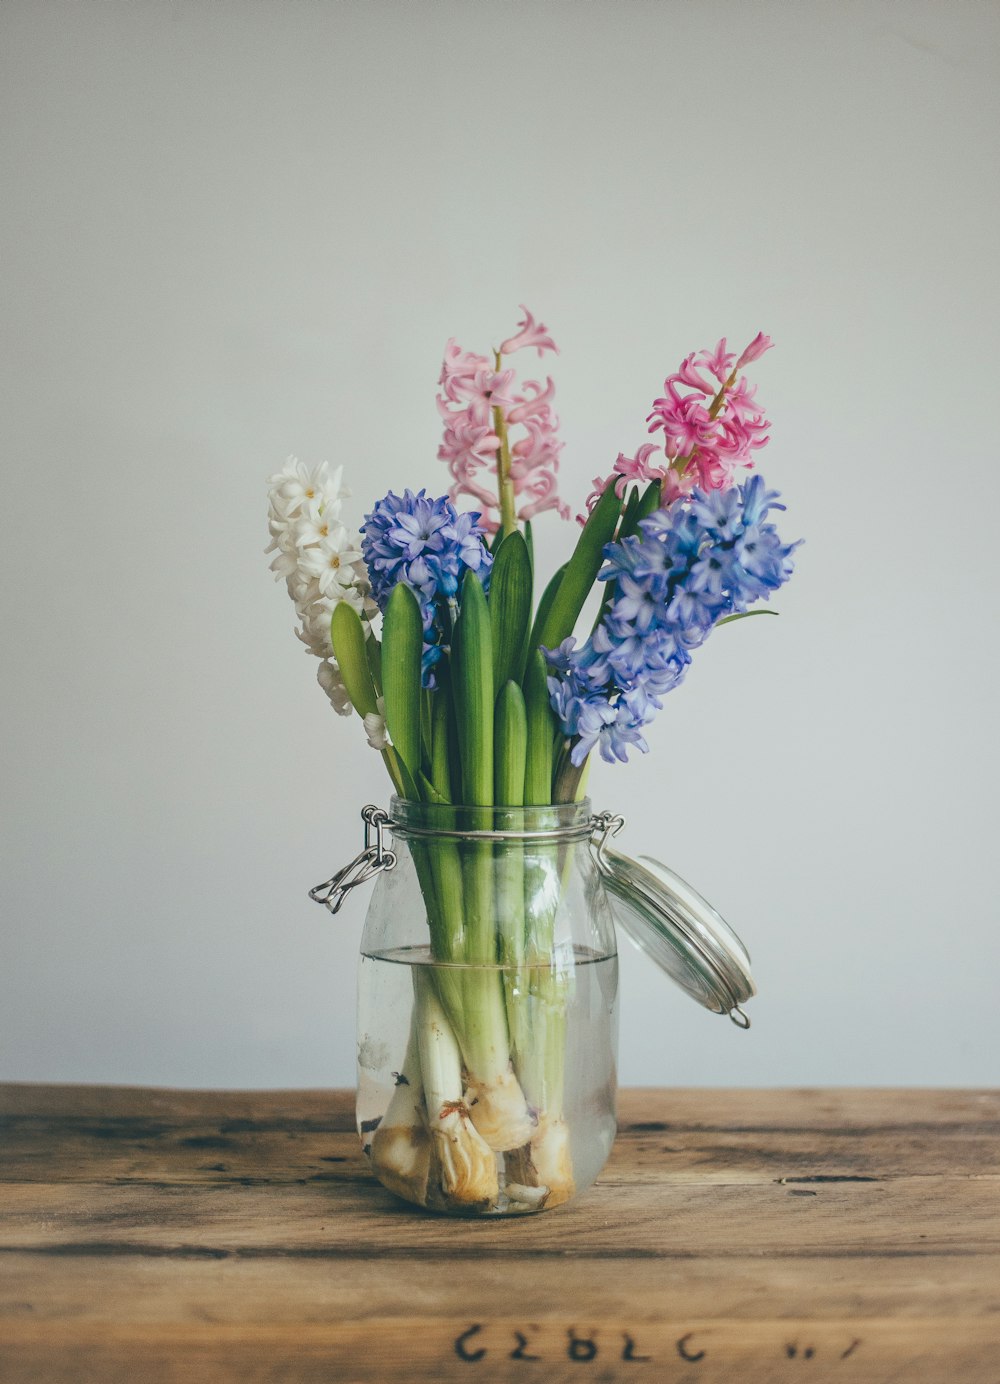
[356,797,619,1216]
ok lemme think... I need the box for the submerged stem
[414,966,499,1207]
[369,1002,433,1206]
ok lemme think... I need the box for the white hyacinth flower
[317,659,352,717]
[266,456,373,716]
[267,457,346,519]
[299,528,364,600]
[294,600,336,659]
[363,698,390,751]
[294,499,345,548]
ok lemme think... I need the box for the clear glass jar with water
[355,798,619,1216]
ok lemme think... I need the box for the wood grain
[1,1085,998,1382]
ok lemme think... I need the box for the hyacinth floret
[361,489,493,685]
[546,474,798,765]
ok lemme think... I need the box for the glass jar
[313,796,757,1216]
[354,797,618,1216]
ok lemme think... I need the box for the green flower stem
[445,574,532,1150]
[429,684,453,802]
[524,649,555,806]
[453,574,494,964]
[494,681,527,808]
[330,603,403,795]
[494,682,529,1069]
[489,532,533,690]
[407,836,465,1039]
[552,742,586,805]
[493,349,517,539]
[517,837,571,1119]
[381,584,424,797]
[413,964,499,1206]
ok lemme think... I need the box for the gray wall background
[2,0,998,1090]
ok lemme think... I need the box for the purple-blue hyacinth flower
[545,474,798,766]
[361,488,492,686]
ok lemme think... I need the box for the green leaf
[716,609,780,626]
[429,682,453,803]
[420,687,433,770]
[383,746,415,800]
[524,563,568,677]
[620,478,661,540]
[532,482,622,653]
[617,484,641,542]
[494,680,527,806]
[524,649,554,806]
[330,604,378,718]
[489,530,533,690]
[332,604,405,797]
[452,572,494,807]
[417,770,450,806]
[365,629,384,698]
[381,583,423,793]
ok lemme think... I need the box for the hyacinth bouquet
[267,310,797,1211]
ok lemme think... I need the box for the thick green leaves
[489,530,533,690]
[524,563,567,675]
[619,478,661,541]
[365,631,384,698]
[494,680,527,806]
[452,572,494,807]
[523,649,554,806]
[417,771,450,806]
[330,604,378,718]
[532,483,622,653]
[382,747,412,800]
[618,484,641,544]
[331,603,404,797]
[429,683,452,803]
[381,583,423,793]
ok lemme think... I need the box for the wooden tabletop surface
[1,1085,998,1382]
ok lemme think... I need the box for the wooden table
[1,1086,998,1382]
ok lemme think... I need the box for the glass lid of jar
[594,831,756,1029]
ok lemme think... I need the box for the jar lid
[595,836,756,1029]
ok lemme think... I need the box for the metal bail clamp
[309,805,397,915]
[589,810,626,869]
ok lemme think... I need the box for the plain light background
[2,0,998,1090]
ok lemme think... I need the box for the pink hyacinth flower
[735,332,774,369]
[437,311,570,531]
[499,306,559,358]
[506,376,556,424]
[438,339,493,404]
[580,333,774,523]
[697,339,736,383]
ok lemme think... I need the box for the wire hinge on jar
[309,805,397,915]
[589,810,625,868]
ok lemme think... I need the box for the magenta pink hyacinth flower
[579,332,774,523]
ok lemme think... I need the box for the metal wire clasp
[590,810,625,869]
[309,805,397,915]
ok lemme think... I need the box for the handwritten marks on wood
[453,1323,863,1365]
